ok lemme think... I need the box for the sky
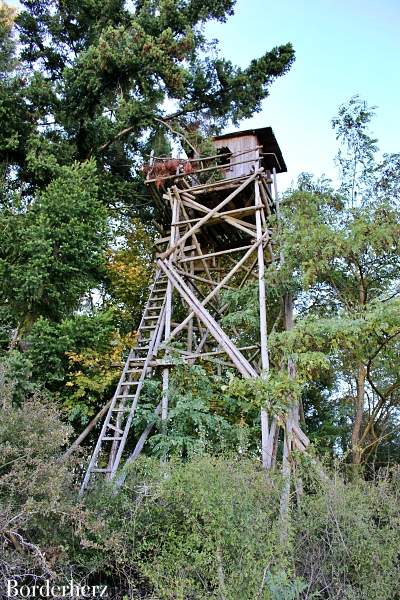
[6,0,400,191]
[205,0,400,190]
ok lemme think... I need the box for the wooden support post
[279,419,292,544]
[162,193,178,423]
[265,418,277,470]
[255,179,271,469]
[186,248,195,352]
[255,180,269,373]
[267,168,283,470]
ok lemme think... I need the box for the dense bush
[1,393,399,599]
[0,392,77,589]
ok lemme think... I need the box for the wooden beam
[179,196,258,234]
[158,259,257,378]
[188,174,248,194]
[178,244,253,264]
[62,400,112,460]
[174,205,259,226]
[175,267,234,290]
[180,345,259,360]
[161,170,262,260]
[169,229,271,340]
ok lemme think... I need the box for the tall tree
[8,0,294,215]
[274,98,400,466]
[0,1,295,424]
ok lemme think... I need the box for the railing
[144,146,263,187]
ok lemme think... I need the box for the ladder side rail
[107,268,166,465]
[109,303,167,477]
[79,269,166,493]
[129,269,165,359]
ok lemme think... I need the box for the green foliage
[83,456,300,600]
[0,161,107,328]
[296,467,400,599]
[1,388,399,599]
[0,388,79,587]
[227,371,301,417]
[332,95,378,204]
[0,349,34,405]
[273,99,400,463]
[147,365,254,459]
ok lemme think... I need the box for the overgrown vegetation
[1,395,399,599]
[0,0,399,597]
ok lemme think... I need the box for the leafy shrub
[1,387,399,599]
[295,467,400,599]
[81,456,302,599]
[0,391,78,588]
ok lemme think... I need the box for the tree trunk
[351,364,366,465]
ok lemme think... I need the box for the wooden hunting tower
[80,126,308,493]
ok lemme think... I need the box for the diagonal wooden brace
[160,169,262,260]
[157,258,257,378]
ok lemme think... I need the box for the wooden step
[91,468,112,473]
[79,266,167,495]
[107,424,123,434]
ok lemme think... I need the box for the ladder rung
[107,424,124,434]
[91,468,112,473]
[144,315,159,320]
[102,436,123,441]
[112,408,131,412]
[116,394,137,399]
[141,325,156,330]
[119,384,139,389]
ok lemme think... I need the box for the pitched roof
[213,126,287,173]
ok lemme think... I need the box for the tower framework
[80,128,309,493]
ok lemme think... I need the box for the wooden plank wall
[213,134,260,179]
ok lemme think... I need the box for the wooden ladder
[79,269,167,493]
